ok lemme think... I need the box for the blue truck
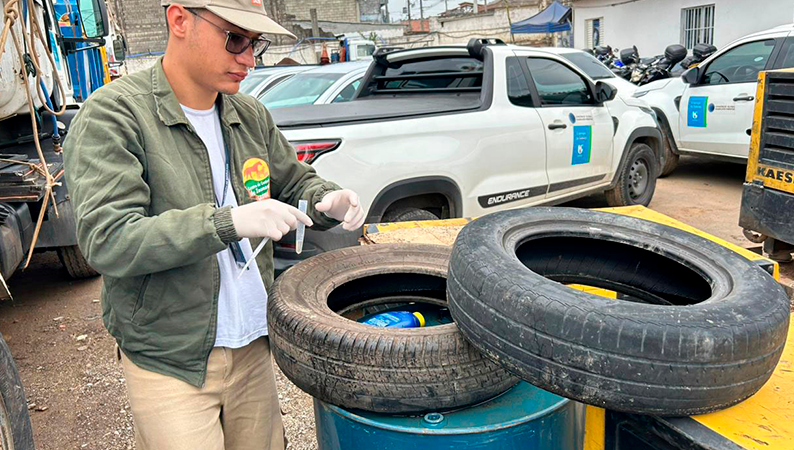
[0,0,120,446]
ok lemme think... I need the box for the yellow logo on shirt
[242,158,270,199]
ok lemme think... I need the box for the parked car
[632,24,794,176]
[259,61,370,109]
[268,39,663,271]
[239,65,316,99]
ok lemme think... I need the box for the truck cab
[634,24,794,176]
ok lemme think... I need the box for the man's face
[185,10,258,95]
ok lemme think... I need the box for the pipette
[237,200,308,279]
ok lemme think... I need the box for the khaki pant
[120,337,286,450]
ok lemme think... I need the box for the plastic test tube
[296,200,308,254]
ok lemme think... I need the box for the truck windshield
[561,52,615,80]
[260,73,344,109]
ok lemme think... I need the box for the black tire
[0,334,34,450]
[605,143,658,207]
[447,207,790,416]
[382,207,439,222]
[659,129,680,177]
[268,244,518,414]
[57,245,99,279]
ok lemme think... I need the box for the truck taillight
[291,140,341,164]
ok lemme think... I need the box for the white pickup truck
[270,39,663,268]
[633,24,794,176]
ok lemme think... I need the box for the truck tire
[382,207,439,222]
[605,143,658,207]
[0,334,34,450]
[57,246,99,279]
[268,244,518,414]
[447,207,790,416]
[659,129,680,177]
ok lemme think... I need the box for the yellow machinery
[740,69,794,262]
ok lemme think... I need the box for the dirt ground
[0,155,791,449]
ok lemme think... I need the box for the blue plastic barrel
[315,382,585,450]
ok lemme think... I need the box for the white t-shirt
[180,104,270,348]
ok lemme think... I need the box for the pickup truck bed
[272,94,482,129]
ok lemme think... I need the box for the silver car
[259,61,371,110]
[239,65,316,99]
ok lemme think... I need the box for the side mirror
[112,36,127,61]
[682,67,700,85]
[595,81,617,103]
[76,0,110,38]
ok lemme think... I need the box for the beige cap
[162,0,297,38]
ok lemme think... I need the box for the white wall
[573,0,794,56]
[124,55,160,74]
[431,6,543,45]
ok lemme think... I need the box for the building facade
[432,1,549,46]
[573,0,794,55]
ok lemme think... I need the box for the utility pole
[310,8,320,63]
[445,0,448,13]
[407,0,412,27]
[420,0,424,21]
[505,0,515,44]
[310,8,320,38]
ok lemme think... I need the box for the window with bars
[585,18,603,49]
[681,5,715,49]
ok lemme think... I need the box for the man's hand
[231,199,313,241]
[315,189,366,231]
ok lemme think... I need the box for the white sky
[387,0,476,22]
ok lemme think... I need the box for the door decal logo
[572,125,592,165]
[569,113,576,124]
[687,96,708,128]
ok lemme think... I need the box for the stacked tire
[447,207,790,416]
[268,244,518,414]
[269,208,790,417]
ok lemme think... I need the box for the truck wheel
[605,143,657,207]
[57,246,99,279]
[447,207,790,416]
[659,131,680,177]
[0,334,34,450]
[382,207,439,222]
[268,244,518,414]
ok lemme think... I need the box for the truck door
[523,57,613,198]
[679,39,778,158]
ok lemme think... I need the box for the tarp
[511,1,572,34]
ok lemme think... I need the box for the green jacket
[64,59,341,387]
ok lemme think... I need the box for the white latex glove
[231,199,313,241]
[315,189,366,231]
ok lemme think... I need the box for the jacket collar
[152,57,242,128]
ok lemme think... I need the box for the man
[63,1,365,449]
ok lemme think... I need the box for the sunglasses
[188,9,272,57]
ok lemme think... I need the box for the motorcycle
[629,44,688,85]
[613,46,640,81]
[672,42,718,75]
